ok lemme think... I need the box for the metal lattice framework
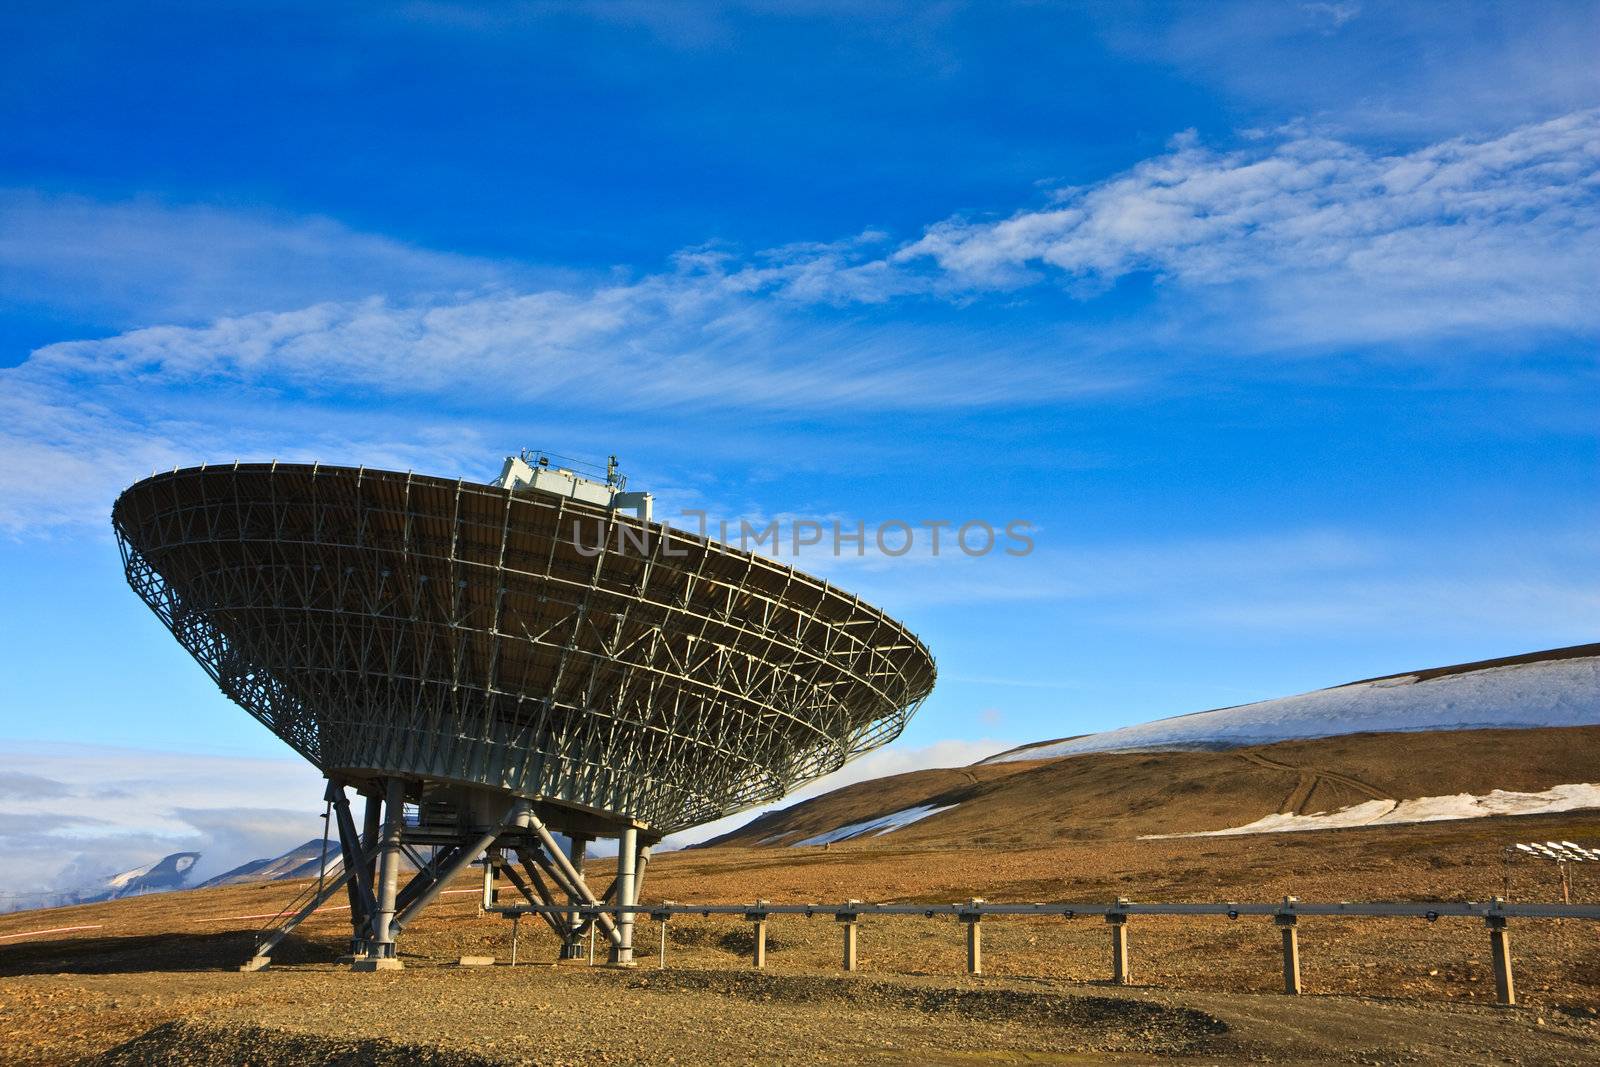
[113,462,936,837]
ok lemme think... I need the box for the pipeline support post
[1107,906,1130,985]
[961,898,984,976]
[747,901,770,969]
[652,903,674,970]
[1275,901,1302,996]
[1487,913,1515,1007]
[837,900,862,972]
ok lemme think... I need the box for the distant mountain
[0,851,205,914]
[200,838,419,889]
[200,839,339,889]
[99,852,201,900]
[4,838,388,915]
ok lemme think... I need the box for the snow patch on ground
[986,657,1600,763]
[791,803,960,847]
[1141,782,1600,839]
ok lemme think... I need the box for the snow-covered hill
[200,839,338,888]
[983,646,1600,764]
[202,838,421,889]
[100,852,200,899]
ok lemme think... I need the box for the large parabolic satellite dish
[114,454,935,968]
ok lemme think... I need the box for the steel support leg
[392,806,511,935]
[523,844,622,946]
[394,847,460,914]
[356,777,406,969]
[361,790,381,897]
[508,852,571,939]
[634,844,653,900]
[608,824,638,966]
[561,834,588,959]
[519,810,622,947]
[243,866,356,969]
[329,781,377,955]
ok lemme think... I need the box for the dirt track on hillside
[714,726,1600,847]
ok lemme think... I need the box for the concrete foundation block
[351,956,405,971]
[238,955,271,972]
[457,956,496,966]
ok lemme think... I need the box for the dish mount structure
[113,451,935,969]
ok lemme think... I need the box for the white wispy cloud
[1091,2,1600,138]
[0,110,1595,539]
[0,189,527,327]
[25,282,1092,409]
[0,261,1113,534]
[893,109,1600,346]
[1300,3,1361,32]
[0,379,498,533]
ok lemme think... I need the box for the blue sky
[1,2,1597,890]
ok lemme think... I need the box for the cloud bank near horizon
[0,738,1002,905]
[0,744,325,910]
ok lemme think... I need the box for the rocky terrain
[3,801,1598,1065]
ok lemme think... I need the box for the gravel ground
[4,814,1599,1064]
[6,964,1598,1066]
